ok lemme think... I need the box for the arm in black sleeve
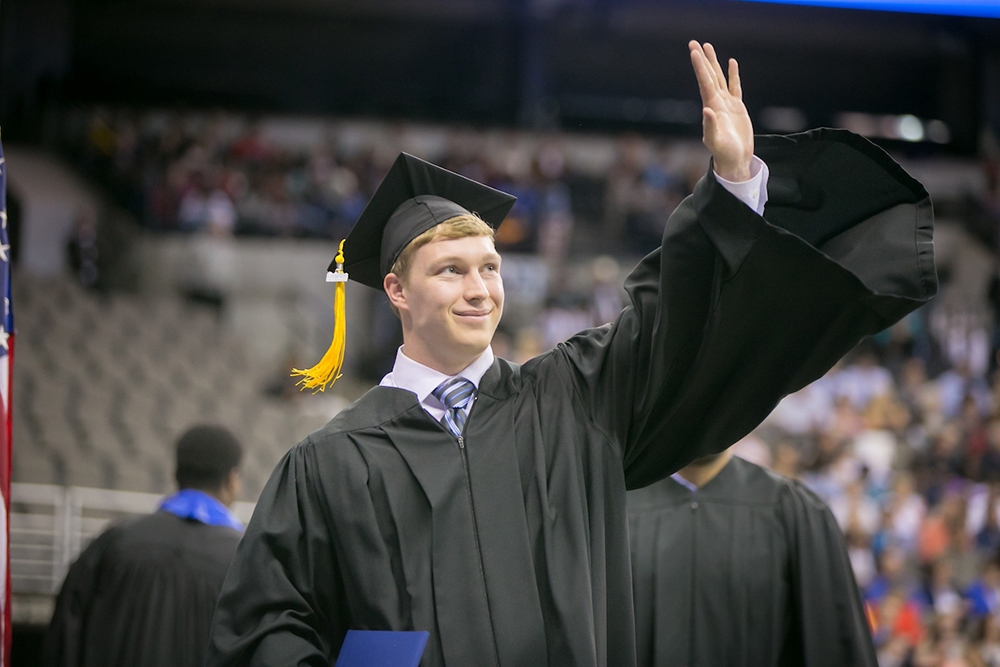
[556,128,935,488]
[207,441,348,667]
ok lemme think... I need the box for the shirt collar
[670,472,699,493]
[381,345,495,406]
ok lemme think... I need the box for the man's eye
[444,266,458,274]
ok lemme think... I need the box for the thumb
[702,108,717,141]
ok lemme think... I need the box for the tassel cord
[291,240,348,392]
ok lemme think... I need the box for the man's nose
[464,271,489,300]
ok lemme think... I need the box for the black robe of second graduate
[628,456,876,667]
[42,510,241,667]
[208,129,936,667]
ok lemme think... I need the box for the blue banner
[734,0,1000,18]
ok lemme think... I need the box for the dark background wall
[2,0,999,153]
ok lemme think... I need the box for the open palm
[689,41,754,183]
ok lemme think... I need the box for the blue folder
[334,630,429,667]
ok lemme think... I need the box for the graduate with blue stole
[44,426,245,667]
[209,41,936,667]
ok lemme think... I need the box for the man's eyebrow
[431,253,502,265]
[430,255,468,265]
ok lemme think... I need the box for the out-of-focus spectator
[889,473,928,552]
[849,529,879,590]
[967,559,1000,619]
[589,256,624,327]
[772,440,801,479]
[913,609,973,666]
[836,350,895,410]
[980,423,1000,482]
[919,425,968,506]
[972,614,1000,666]
[974,488,1000,554]
[178,174,237,236]
[67,210,100,288]
[876,588,925,655]
[900,358,941,426]
[764,376,836,435]
[540,293,593,349]
[939,361,993,419]
[919,558,965,617]
[832,478,881,537]
[513,326,545,365]
[866,546,916,605]
[854,426,898,491]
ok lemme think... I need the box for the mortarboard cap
[339,152,517,289]
[292,153,515,392]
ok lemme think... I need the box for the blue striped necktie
[432,377,476,438]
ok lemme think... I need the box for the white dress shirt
[380,157,769,422]
[380,346,495,422]
[716,155,769,216]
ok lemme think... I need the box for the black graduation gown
[42,509,242,667]
[207,129,936,667]
[628,456,876,667]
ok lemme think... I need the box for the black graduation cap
[339,152,517,289]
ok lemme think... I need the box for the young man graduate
[207,41,936,667]
[43,425,245,667]
[628,448,876,667]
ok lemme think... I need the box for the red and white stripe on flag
[0,130,14,667]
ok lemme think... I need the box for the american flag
[0,132,13,667]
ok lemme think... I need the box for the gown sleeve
[207,442,348,667]
[40,527,118,667]
[555,128,936,488]
[780,481,878,667]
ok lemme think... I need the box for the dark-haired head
[175,425,243,506]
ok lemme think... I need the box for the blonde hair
[389,214,495,285]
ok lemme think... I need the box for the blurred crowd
[62,108,707,260]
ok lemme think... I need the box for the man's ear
[384,273,407,311]
[218,468,241,507]
[227,469,242,499]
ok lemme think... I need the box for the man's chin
[449,334,493,359]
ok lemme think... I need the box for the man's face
[391,235,503,371]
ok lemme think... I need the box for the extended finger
[689,47,718,106]
[703,43,728,92]
[690,41,721,93]
[729,58,742,100]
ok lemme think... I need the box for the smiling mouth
[455,310,492,319]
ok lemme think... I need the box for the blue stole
[159,489,244,532]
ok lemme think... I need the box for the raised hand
[688,41,754,183]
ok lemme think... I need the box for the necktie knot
[432,377,476,411]
[432,377,476,438]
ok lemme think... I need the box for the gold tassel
[292,239,348,393]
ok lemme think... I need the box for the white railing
[9,483,256,597]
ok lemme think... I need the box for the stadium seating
[11,272,346,501]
